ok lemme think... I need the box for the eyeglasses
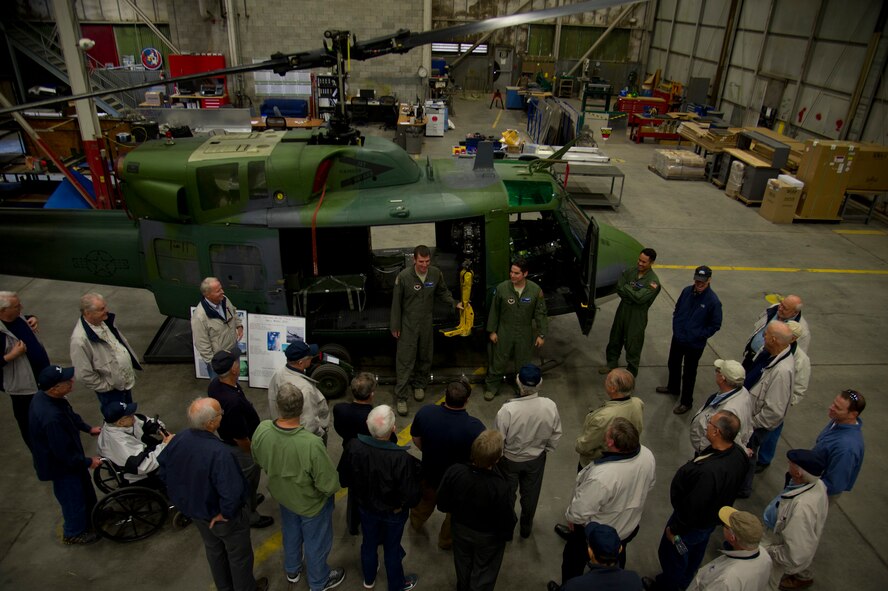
[843,389,860,402]
[707,420,720,432]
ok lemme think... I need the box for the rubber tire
[319,342,352,364]
[92,487,169,542]
[309,363,350,399]
[93,460,124,494]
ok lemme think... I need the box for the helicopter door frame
[139,220,287,317]
[571,202,599,336]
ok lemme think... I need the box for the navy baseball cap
[211,348,241,375]
[103,401,138,423]
[518,364,542,387]
[285,340,319,361]
[585,522,621,562]
[694,266,712,281]
[38,365,74,390]
[787,448,826,477]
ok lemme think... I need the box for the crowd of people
[0,244,868,591]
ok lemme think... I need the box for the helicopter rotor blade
[0,0,640,116]
[398,0,633,51]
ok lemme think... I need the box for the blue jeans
[655,517,715,590]
[52,471,97,538]
[758,422,784,466]
[280,497,334,591]
[359,507,408,591]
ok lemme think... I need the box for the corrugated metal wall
[646,0,887,143]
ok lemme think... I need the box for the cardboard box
[847,143,888,190]
[759,178,802,224]
[795,140,853,219]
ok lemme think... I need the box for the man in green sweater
[252,383,345,591]
[600,248,661,377]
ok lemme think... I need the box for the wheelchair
[91,459,191,542]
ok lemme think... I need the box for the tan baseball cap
[719,506,764,546]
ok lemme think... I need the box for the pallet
[725,191,762,207]
[710,177,725,189]
[647,164,706,181]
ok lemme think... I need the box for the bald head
[765,321,793,353]
[777,295,802,320]
[188,397,222,431]
[605,368,635,399]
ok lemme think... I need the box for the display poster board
[247,313,307,389]
[191,307,249,381]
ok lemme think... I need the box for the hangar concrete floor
[1,95,886,590]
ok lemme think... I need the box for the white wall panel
[805,42,867,91]
[760,37,808,78]
[737,0,770,31]
[731,30,764,70]
[818,0,881,41]
[671,22,698,55]
[770,0,817,37]
[702,0,731,26]
[794,84,852,138]
[696,27,724,62]
[676,0,703,22]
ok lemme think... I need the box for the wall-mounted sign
[141,47,162,70]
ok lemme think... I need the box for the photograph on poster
[248,313,307,389]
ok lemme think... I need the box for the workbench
[553,161,625,209]
[721,148,781,204]
[250,116,325,130]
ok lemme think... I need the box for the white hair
[200,277,220,295]
[366,405,395,439]
[0,291,19,310]
[79,292,105,313]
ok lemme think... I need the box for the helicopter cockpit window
[197,163,240,211]
[247,161,268,201]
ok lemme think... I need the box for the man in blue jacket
[656,266,722,415]
[29,365,102,545]
[159,397,268,591]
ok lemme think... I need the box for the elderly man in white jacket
[558,417,655,585]
[761,449,828,590]
[756,321,812,474]
[689,360,754,454]
[97,401,173,486]
[688,506,772,591]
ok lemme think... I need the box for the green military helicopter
[0,1,644,372]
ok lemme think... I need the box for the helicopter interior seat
[350,96,369,125]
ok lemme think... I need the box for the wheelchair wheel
[171,509,192,529]
[93,461,124,494]
[92,487,169,542]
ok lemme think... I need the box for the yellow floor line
[492,109,502,129]
[833,229,886,235]
[656,264,888,275]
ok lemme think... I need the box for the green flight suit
[605,266,661,376]
[390,265,457,401]
[485,279,548,391]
